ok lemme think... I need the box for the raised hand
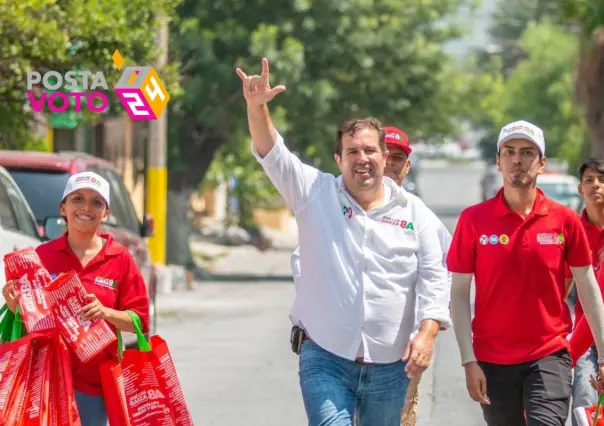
[236,58,286,107]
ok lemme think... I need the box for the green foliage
[501,22,586,162]
[169,0,476,226]
[558,0,604,38]
[202,135,279,228]
[467,1,588,165]
[484,0,560,73]
[171,0,472,197]
[0,0,180,148]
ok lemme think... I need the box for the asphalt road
[415,163,485,426]
[156,162,490,426]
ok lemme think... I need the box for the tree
[478,0,560,74]
[558,0,604,156]
[468,21,588,168]
[0,0,179,149]
[503,21,588,166]
[169,0,471,185]
[165,0,473,265]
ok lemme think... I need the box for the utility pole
[146,14,168,265]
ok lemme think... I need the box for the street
[156,162,487,426]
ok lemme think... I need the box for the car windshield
[7,170,70,223]
[538,182,579,204]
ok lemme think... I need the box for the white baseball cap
[497,120,546,156]
[62,172,110,206]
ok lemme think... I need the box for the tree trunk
[168,115,225,191]
[588,107,604,157]
[166,187,195,268]
[577,30,604,157]
[165,114,226,268]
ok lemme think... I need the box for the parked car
[0,151,158,339]
[480,161,502,201]
[480,164,582,213]
[0,165,42,303]
[536,173,582,212]
[403,167,420,198]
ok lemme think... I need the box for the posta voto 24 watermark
[25,49,170,120]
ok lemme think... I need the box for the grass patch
[193,250,229,263]
[159,309,180,318]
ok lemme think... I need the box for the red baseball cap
[383,126,412,155]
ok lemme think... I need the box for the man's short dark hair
[579,158,604,180]
[335,117,385,157]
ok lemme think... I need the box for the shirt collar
[56,232,122,256]
[336,175,408,205]
[493,187,550,217]
[581,209,593,228]
[581,209,604,233]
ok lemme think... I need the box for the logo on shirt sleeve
[499,234,509,245]
[479,235,488,245]
[94,276,117,290]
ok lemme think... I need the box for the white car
[536,173,582,212]
[0,166,42,304]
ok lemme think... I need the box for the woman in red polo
[2,171,150,426]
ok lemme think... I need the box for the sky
[444,0,498,58]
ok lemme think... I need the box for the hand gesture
[2,279,19,313]
[464,361,491,405]
[236,58,286,107]
[79,294,107,321]
[403,331,435,378]
[589,364,604,395]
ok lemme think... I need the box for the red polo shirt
[447,189,591,364]
[566,210,604,322]
[36,233,150,396]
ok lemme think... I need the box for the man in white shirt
[236,59,451,426]
[290,126,452,426]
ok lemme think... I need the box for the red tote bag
[100,311,194,425]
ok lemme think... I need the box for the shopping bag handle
[117,310,151,361]
[0,305,25,343]
[594,393,604,426]
[0,304,14,342]
[9,307,24,342]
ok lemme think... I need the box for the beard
[384,171,401,183]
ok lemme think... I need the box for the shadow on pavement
[197,272,294,282]
[429,205,467,218]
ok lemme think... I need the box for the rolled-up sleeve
[415,206,452,329]
[252,131,325,214]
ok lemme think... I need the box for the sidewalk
[189,220,299,278]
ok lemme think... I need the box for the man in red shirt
[447,120,604,425]
[567,158,604,425]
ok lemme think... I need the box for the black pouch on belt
[290,325,306,355]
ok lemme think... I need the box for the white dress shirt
[253,132,451,363]
[290,188,452,338]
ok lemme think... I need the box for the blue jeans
[75,391,108,426]
[299,340,409,426]
[572,345,599,426]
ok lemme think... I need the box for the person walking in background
[566,158,604,425]
[447,120,604,425]
[236,58,450,426]
[381,126,452,426]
